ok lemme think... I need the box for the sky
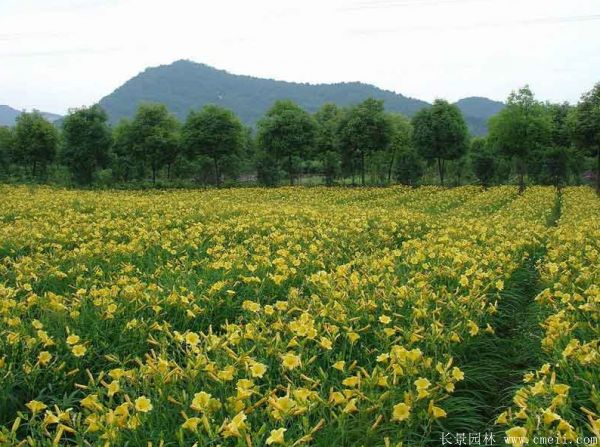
[1,0,599,114]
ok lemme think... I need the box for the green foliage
[546,102,573,149]
[488,86,552,192]
[314,103,342,156]
[0,126,14,174]
[61,105,112,185]
[257,100,316,185]
[470,137,496,187]
[338,98,392,185]
[412,99,469,186]
[13,111,59,178]
[320,150,341,186]
[255,150,280,186]
[386,113,414,184]
[570,82,600,192]
[111,119,139,182]
[394,146,424,185]
[529,147,582,188]
[129,104,180,183]
[182,105,244,185]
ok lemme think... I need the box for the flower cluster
[0,185,581,446]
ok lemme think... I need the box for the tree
[547,102,573,149]
[338,98,392,185]
[394,146,423,185]
[387,113,413,183]
[412,99,469,186]
[571,83,600,193]
[255,150,280,186]
[314,103,342,185]
[542,146,569,189]
[61,105,112,185]
[257,100,316,185]
[13,111,59,178]
[470,137,496,188]
[0,126,14,174]
[182,105,243,186]
[129,104,180,184]
[111,119,137,182]
[488,86,551,193]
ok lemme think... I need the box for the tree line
[0,83,598,192]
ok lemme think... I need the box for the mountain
[0,105,63,127]
[454,97,505,136]
[0,105,21,126]
[98,60,503,135]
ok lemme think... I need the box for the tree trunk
[167,163,171,181]
[32,160,37,178]
[596,145,600,195]
[288,154,293,186]
[437,158,444,186]
[214,158,220,187]
[517,158,525,194]
[387,150,395,184]
[361,151,365,186]
[152,163,156,184]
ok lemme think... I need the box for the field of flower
[0,185,597,446]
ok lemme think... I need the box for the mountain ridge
[98,60,503,135]
[0,105,62,127]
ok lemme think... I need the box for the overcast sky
[1,0,599,114]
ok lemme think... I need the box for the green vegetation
[1,82,599,193]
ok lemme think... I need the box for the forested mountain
[0,105,62,126]
[99,60,503,135]
[455,97,506,135]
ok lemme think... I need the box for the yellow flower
[391,403,411,422]
[342,375,360,387]
[343,398,359,413]
[37,351,52,366]
[542,409,561,425]
[414,377,431,390]
[496,411,509,425]
[181,417,201,432]
[134,396,153,413]
[81,394,102,411]
[106,380,120,397]
[505,427,527,447]
[428,401,447,419]
[71,344,87,357]
[26,400,47,414]
[266,427,287,445]
[249,362,267,378]
[319,337,333,350]
[552,383,570,396]
[451,366,464,381]
[379,315,391,324]
[467,320,479,336]
[185,332,200,346]
[66,334,80,345]
[496,279,504,290]
[190,391,212,412]
[221,411,247,438]
[281,352,301,370]
[333,360,345,371]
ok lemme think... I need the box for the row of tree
[0,83,598,192]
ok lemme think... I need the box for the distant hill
[0,105,62,127]
[454,97,505,136]
[99,60,503,135]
